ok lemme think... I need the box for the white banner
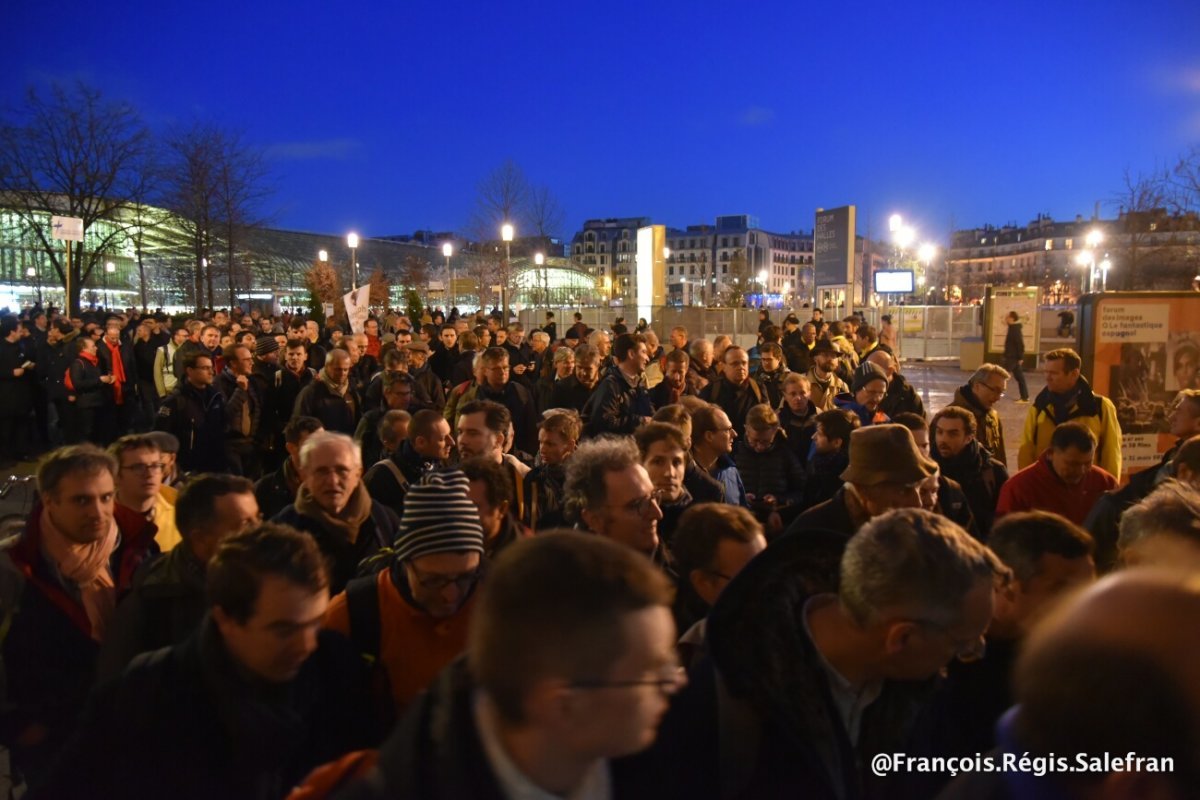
[344,285,371,334]
[51,215,84,242]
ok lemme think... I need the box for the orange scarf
[104,338,127,405]
[39,507,118,641]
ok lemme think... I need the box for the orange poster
[1082,292,1200,474]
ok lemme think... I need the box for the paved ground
[904,361,1044,467]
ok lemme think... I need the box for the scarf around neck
[319,370,349,397]
[294,481,371,544]
[40,506,119,641]
[104,339,127,404]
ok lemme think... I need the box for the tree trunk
[136,240,147,311]
[227,238,237,310]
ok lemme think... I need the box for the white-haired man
[272,430,401,593]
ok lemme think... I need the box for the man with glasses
[565,436,667,566]
[699,345,765,439]
[835,362,892,427]
[337,532,681,799]
[109,434,180,553]
[950,363,1012,466]
[629,508,1007,799]
[98,474,260,681]
[155,352,228,474]
[325,469,485,720]
[671,504,766,666]
[923,511,1093,778]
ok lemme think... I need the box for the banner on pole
[344,285,371,334]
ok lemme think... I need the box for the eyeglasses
[903,617,988,664]
[122,462,164,475]
[407,565,482,592]
[570,664,686,696]
[983,384,1006,396]
[606,490,663,517]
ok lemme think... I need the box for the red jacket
[995,454,1117,526]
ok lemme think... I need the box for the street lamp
[26,266,41,305]
[318,249,328,263]
[534,252,545,307]
[1100,258,1112,292]
[347,232,359,291]
[442,242,454,308]
[501,223,514,319]
[104,261,115,309]
[1075,250,1094,295]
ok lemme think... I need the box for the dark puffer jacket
[733,437,805,513]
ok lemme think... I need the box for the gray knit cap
[393,469,485,561]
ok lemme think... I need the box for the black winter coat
[293,378,359,435]
[582,365,653,438]
[40,620,374,800]
[615,528,936,800]
[934,440,1008,537]
[271,501,401,594]
[0,338,32,416]
[1003,323,1025,363]
[879,373,926,419]
[156,382,228,473]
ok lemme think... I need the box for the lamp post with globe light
[347,233,359,292]
[535,252,545,307]
[501,223,514,320]
[443,242,454,308]
[27,266,41,306]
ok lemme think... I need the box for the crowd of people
[1,301,1198,799]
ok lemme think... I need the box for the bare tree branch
[0,82,153,314]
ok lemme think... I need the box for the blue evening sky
[3,0,1198,246]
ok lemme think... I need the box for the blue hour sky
[3,0,1198,247]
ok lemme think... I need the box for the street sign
[51,216,84,242]
[814,205,855,287]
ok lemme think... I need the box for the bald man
[938,569,1200,799]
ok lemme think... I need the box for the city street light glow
[894,225,916,249]
[501,223,514,242]
[918,243,937,263]
[26,267,35,277]
[1086,229,1103,249]
[1075,251,1092,267]
[888,214,903,233]
[534,252,544,266]
[346,232,359,249]
[318,249,328,262]
[105,261,115,273]
[442,242,453,258]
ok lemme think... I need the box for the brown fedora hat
[840,424,938,486]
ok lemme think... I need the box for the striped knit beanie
[393,469,485,561]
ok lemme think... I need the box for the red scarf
[104,339,127,404]
[64,349,99,392]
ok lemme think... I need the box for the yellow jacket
[1017,379,1122,481]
